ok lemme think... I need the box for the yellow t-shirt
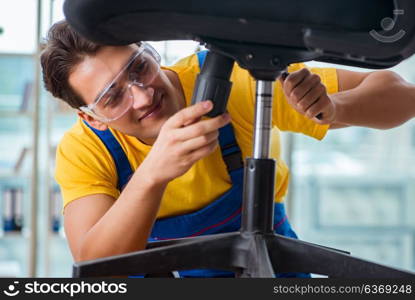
[56,54,338,218]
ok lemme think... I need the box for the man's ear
[77,111,108,131]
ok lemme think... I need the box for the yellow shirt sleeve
[55,120,120,209]
[272,63,339,140]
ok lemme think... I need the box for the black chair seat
[64,0,415,69]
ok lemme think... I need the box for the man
[41,21,414,277]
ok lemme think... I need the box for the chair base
[73,231,415,278]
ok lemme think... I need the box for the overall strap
[83,121,133,191]
[218,124,244,181]
[196,50,208,69]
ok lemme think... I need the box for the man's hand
[140,100,230,185]
[279,68,336,124]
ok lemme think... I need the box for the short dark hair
[40,20,103,108]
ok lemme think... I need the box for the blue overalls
[84,51,309,278]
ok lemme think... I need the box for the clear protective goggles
[79,42,161,122]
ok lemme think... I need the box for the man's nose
[130,85,155,109]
